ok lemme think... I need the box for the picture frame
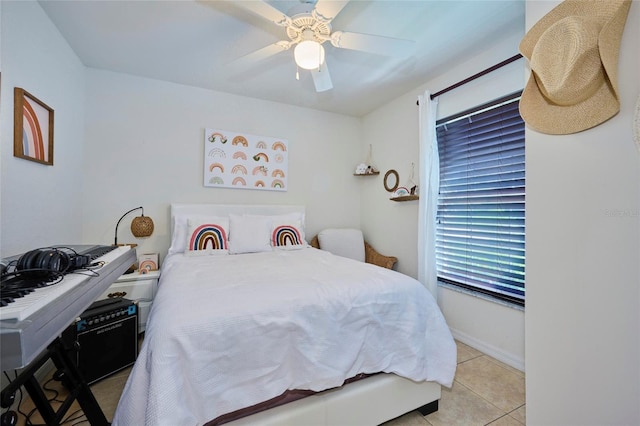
[14,87,54,165]
[384,169,399,192]
[203,128,289,192]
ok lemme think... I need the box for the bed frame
[170,203,442,425]
[224,373,440,426]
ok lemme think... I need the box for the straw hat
[519,0,631,135]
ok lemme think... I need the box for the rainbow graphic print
[272,225,303,248]
[204,128,288,192]
[189,223,228,251]
[19,95,52,164]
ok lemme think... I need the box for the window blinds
[435,94,525,303]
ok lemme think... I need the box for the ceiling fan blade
[228,42,290,70]
[232,0,291,27]
[311,61,333,92]
[331,31,414,57]
[313,0,349,22]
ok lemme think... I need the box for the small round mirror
[384,170,399,192]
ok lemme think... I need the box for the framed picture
[203,128,289,192]
[14,87,54,165]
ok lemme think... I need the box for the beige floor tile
[423,381,505,426]
[487,413,525,425]
[455,356,526,413]
[15,377,82,426]
[91,367,132,421]
[456,340,484,364]
[484,356,525,378]
[382,410,430,426]
[14,366,131,426]
[510,404,526,424]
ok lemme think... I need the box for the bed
[112,204,456,426]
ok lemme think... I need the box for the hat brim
[519,72,619,135]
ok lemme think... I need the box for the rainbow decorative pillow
[271,218,306,250]
[184,216,229,256]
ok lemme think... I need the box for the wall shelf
[353,172,380,176]
[390,195,419,202]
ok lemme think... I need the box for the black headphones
[15,248,71,276]
[3,247,92,280]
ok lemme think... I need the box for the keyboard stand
[1,335,109,426]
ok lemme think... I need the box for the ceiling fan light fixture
[294,40,325,70]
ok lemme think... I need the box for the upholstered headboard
[170,203,305,222]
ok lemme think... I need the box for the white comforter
[113,248,456,426]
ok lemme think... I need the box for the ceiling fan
[229,0,414,92]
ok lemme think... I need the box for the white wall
[0,1,86,258]
[360,30,526,370]
[81,70,363,261]
[0,0,527,375]
[6,5,638,424]
[525,1,640,425]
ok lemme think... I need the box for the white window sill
[437,280,524,312]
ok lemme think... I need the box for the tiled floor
[15,340,525,425]
[385,341,526,426]
[13,365,131,426]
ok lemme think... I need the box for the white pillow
[318,228,365,262]
[184,216,229,256]
[271,218,307,250]
[264,212,306,231]
[228,214,272,254]
[168,214,189,255]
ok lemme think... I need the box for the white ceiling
[38,0,525,117]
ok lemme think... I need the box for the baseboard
[34,359,56,383]
[450,328,525,372]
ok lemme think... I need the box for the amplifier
[61,297,138,384]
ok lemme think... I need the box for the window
[435,91,525,305]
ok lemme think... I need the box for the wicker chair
[309,234,398,270]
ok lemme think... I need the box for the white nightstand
[97,269,160,333]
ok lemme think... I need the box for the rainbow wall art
[204,128,288,192]
[13,88,54,166]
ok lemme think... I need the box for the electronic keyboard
[0,245,136,370]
